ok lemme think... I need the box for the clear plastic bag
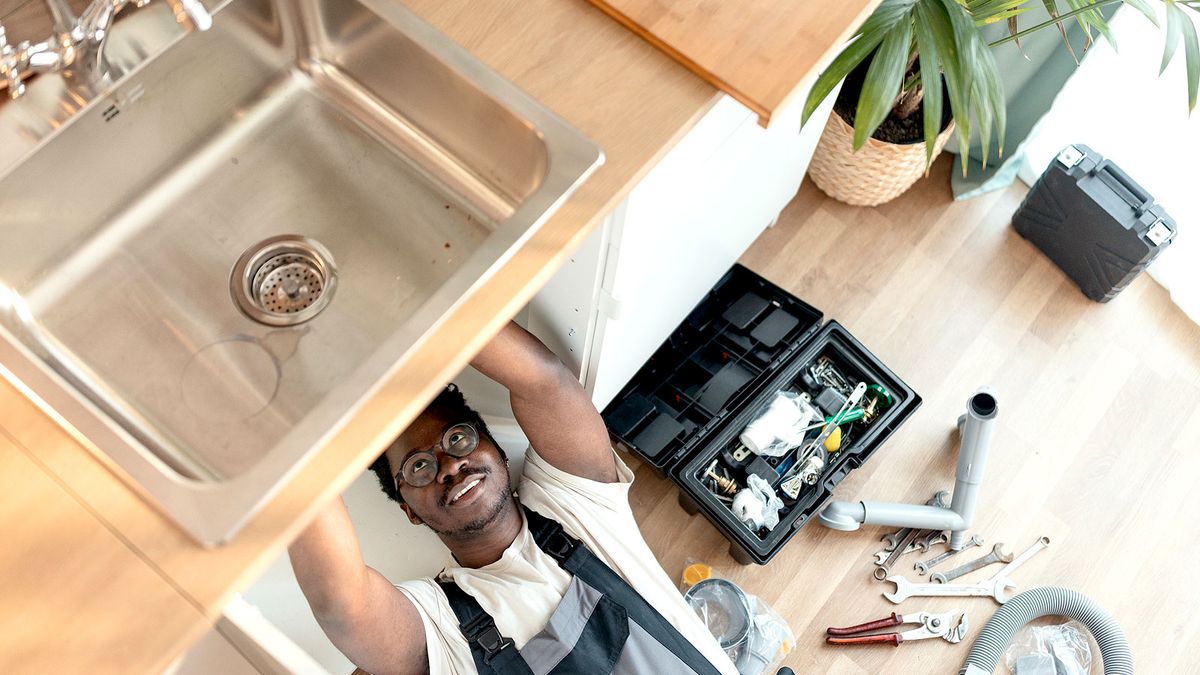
[732,474,784,531]
[1004,621,1093,675]
[739,391,817,457]
[735,595,793,675]
[679,560,795,675]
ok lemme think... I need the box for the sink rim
[0,0,604,545]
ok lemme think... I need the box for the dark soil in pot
[833,56,952,145]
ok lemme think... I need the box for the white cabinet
[533,87,838,410]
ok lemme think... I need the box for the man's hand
[288,497,427,675]
[471,321,619,483]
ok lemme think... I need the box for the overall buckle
[544,528,575,561]
[476,626,515,663]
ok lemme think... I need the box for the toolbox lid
[602,265,823,472]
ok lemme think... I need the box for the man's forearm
[470,320,618,482]
[287,498,430,673]
[288,496,371,620]
[470,321,567,395]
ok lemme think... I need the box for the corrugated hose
[958,587,1132,675]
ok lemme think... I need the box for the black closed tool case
[602,265,921,564]
[1014,144,1177,302]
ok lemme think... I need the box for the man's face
[386,410,512,537]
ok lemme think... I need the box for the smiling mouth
[449,477,484,505]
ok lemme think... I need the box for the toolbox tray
[602,265,921,564]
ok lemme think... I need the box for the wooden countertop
[582,0,881,123]
[0,0,877,671]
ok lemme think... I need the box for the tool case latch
[1056,145,1084,168]
[1146,220,1174,246]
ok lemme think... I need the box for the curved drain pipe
[959,587,1133,675]
[819,386,997,550]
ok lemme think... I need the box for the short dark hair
[368,383,503,504]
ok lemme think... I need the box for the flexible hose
[958,587,1132,675]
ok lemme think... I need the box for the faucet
[0,0,211,98]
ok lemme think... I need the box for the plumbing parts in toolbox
[697,354,897,539]
[738,392,815,456]
[826,610,969,647]
[884,537,1050,605]
[819,386,998,551]
[781,382,867,494]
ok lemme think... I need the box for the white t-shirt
[394,448,738,675]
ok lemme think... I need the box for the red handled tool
[825,610,968,646]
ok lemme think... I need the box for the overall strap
[437,579,532,675]
[522,507,724,675]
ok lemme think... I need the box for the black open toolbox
[602,265,921,564]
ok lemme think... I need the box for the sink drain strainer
[231,235,337,326]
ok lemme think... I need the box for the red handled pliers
[825,610,968,646]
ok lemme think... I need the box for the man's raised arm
[471,321,618,483]
[288,497,428,674]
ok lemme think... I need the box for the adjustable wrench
[915,535,983,575]
[931,543,1012,584]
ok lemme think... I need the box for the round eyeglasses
[396,422,480,489]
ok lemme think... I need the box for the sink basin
[0,0,602,544]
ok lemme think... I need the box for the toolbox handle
[1094,160,1153,216]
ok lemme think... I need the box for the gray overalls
[437,507,724,675]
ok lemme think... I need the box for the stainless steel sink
[0,0,602,544]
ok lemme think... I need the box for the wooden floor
[627,157,1200,674]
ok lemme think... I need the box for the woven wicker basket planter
[808,109,954,207]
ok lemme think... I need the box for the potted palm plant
[802,0,1200,207]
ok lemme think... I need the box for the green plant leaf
[913,1,946,166]
[1082,0,1116,47]
[1163,0,1184,75]
[926,0,974,170]
[1124,0,1161,27]
[1005,15,1037,59]
[802,0,916,127]
[853,19,914,148]
[966,0,1030,24]
[1042,0,1081,63]
[968,29,1005,165]
[1171,2,1200,110]
[954,0,1007,166]
[1063,0,1096,47]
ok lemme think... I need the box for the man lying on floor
[288,320,736,675]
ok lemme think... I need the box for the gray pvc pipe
[947,389,996,548]
[817,387,997,549]
[959,587,1133,675]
